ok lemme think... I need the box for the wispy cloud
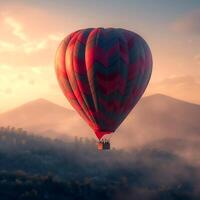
[0,15,64,55]
[4,16,28,41]
[48,34,64,41]
[0,40,16,52]
[22,39,48,53]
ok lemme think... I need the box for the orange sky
[0,1,200,113]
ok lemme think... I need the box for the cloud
[0,40,16,52]
[0,15,63,67]
[1,16,59,54]
[48,34,64,41]
[0,5,65,66]
[4,16,28,41]
[22,39,48,53]
[172,9,200,35]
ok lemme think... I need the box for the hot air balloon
[55,28,152,150]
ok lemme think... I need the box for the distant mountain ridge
[0,94,199,148]
[0,98,79,139]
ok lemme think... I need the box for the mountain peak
[149,93,168,98]
[0,94,199,148]
[144,93,199,106]
[33,98,48,103]
[145,93,177,100]
[0,98,74,117]
[27,98,56,105]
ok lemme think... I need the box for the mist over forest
[1,94,200,150]
[0,126,200,200]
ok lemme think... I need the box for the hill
[118,94,200,147]
[0,99,84,139]
[0,94,200,148]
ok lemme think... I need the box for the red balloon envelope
[55,28,152,140]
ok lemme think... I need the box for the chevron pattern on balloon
[55,28,152,139]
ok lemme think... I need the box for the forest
[0,126,199,200]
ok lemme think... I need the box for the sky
[0,0,200,112]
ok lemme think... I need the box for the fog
[0,126,200,200]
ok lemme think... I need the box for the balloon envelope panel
[55,28,152,139]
